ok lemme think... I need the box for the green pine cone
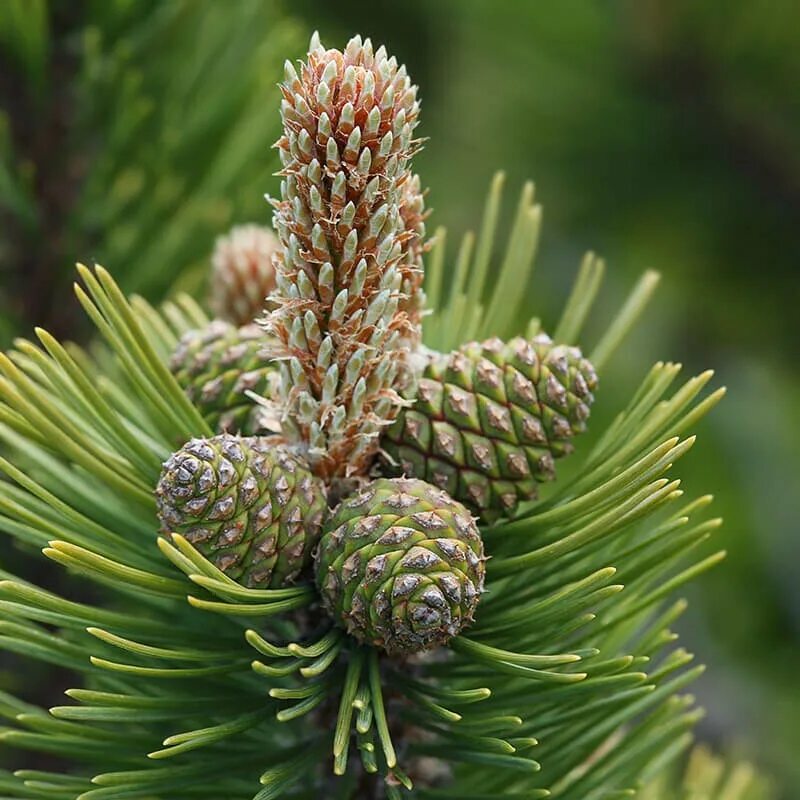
[315,477,485,655]
[170,320,276,434]
[155,435,327,588]
[382,333,598,522]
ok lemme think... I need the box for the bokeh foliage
[0,0,303,342]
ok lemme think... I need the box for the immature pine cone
[382,334,598,522]
[209,224,279,326]
[156,435,326,588]
[170,321,277,435]
[315,477,485,655]
[262,34,427,481]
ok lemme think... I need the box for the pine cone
[315,477,485,655]
[382,334,598,522]
[170,321,277,435]
[262,34,427,480]
[209,224,279,326]
[155,435,327,588]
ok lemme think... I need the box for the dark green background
[1,1,798,795]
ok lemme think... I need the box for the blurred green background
[1,0,798,796]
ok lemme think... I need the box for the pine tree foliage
[640,746,773,800]
[0,0,301,339]
[0,34,732,800]
[423,172,661,362]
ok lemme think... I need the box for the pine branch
[0,31,741,800]
[0,246,723,797]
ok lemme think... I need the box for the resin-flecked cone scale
[263,34,428,480]
[315,477,485,655]
[170,321,277,435]
[209,224,280,327]
[156,435,327,588]
[382,334,598,522]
